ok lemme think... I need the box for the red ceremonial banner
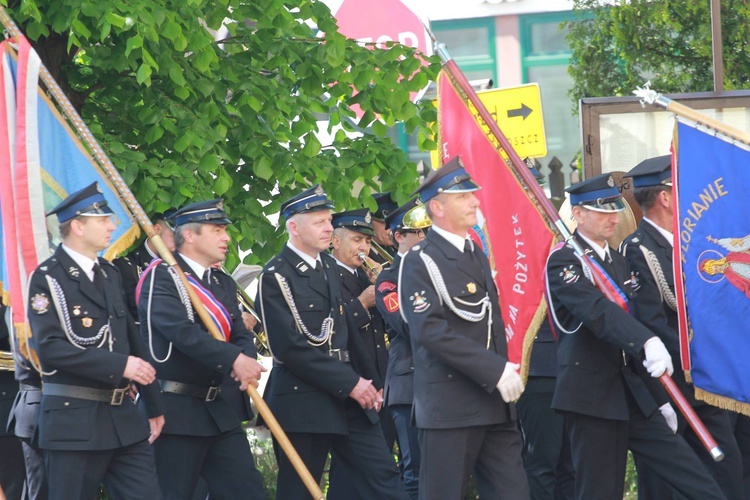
[436,70,557,377]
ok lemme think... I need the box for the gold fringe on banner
[695,387,750,417]
[103,223,141,261]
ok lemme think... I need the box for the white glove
[496,362,524,403]
[643,337,674,378]
[659,403,678,434]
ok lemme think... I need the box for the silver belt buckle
[110,387,127,406]
[205,386,220,402]
[329,349,342,361]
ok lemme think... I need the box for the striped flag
[436,69,557,376]
[0,35,139,361]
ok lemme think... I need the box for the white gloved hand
[659,403,678,434]
[496,362,524,403]
[643,336,674,378]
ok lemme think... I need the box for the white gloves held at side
[496,362,525,403]
[659,403,678,434]
[643,336,674,378]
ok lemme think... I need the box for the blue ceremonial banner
[674,119,750,413]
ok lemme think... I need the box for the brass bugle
[0,351,15,372]
[358,252,382,281]
[224,270,271,357]
[370,241,394,265]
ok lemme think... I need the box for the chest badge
[82,317,93,328]
[410,291,430,313]
[31,294,50,314]
[467,282,477,294]
[73,305,81,316]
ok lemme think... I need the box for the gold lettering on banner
[680,177,729,261]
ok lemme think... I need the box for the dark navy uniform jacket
[137,253,256,436]
[374,255,415,406]
[337,264,389,382]
[400,230,515,429]
[621,220,692,406]
[258,246,380,435]
[27,246,165,451]
[546,232,660,420]
[112,240,154,321]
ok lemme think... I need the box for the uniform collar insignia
[68,266,81,278]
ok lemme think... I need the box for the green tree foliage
[567,0,750,105]
[2,0,440,266]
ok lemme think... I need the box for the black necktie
[92,263,104,294]
[202,269,211,288]
[315,260,322,272]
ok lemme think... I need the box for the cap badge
[467,282,477,294]
[607,176,615,187]
[31,294,49,314]
[217,200,224,210]
[96,184,103,193]
[314,185,324,196]
[365,212,372,224]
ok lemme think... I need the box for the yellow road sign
[477,83,547,159]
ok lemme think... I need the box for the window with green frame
[520,11,578,186]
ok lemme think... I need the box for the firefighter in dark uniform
[620,156,743,499]
[327,208,395,499]
[257,184,407,500]
[137,199,266,499]
[375,197,431,499]
[370,192,398,263]
[26,182,165,500]
[7,309,48,500]
[546,173,724,499]
[112,209,177,321]
[399,157,530,500]
[1,306,26,500]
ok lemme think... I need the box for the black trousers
[21,438,48,500]
[637,404,742,500]
[0,435,26,500]
[45,439,161,500]
[153,427,265,500]
[418,422,530,500]
[564,406,725,500]
[517,377,574,500]
[273,412,407,500]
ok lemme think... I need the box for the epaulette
[263,255,285,273]
[35,255,61,274]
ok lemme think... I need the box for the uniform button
[447,374,453,379]
[482,383,487,388]
[217,365,223,369]
[109,375,114,379]
[293,386,298,390]
[1,391,5,396]
[628,342,634,347]
[64,402,70,406]
[309,304,314,308]
[354,313,358,317]
[574,361,580,366]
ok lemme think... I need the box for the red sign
[334,0,430,53]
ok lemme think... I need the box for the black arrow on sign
[507,103,532,120]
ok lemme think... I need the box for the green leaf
[71,19,92,40]
[162,21,182,41]
[252,156,274,180]
[215,169,232,195]
[144,124,164,144]
[105,12,126,28]
[136,63,152,85]
[174,133,191,153]
[125,35,142,57]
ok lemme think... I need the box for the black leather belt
[328,349,350,362]
[19,382,41,391]
[42,383,129,405]
[159,380,220,402]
